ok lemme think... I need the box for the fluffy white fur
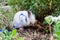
[13,11,36,28]
[28,11,36,25]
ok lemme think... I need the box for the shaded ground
[17,27,54,40]
[5,20,55,40]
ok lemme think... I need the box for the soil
[17,20,55,40]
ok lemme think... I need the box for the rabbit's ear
[27,10,31,17]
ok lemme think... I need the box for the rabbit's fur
[13,11,36,28]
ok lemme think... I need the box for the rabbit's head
[27,11,36,26]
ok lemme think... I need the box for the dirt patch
[17,26,54,40]
[15,20,54,40]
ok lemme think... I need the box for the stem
[49,25,51,34]
[49,24,53,40]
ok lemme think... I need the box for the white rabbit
[28,11,36,25]
[12,11,36,28]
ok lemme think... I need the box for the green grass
[0,6,15,29]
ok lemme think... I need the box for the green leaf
[54,21,60,40]
[0,32,5,40]
[17,37,24,40]
[45,16,52,24]
[55,21,60,26]
[11,29,17,37]
[55,32,60,36]
[4,30,11,36]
